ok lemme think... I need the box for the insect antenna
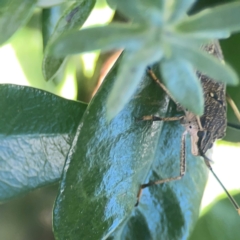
[226,93,240,130]
[226,93,240,122]
[201,152,240,215]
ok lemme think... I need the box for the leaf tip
[186,96,204,117]
[229,76,239,86]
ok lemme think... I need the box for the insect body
[136,41,240,214]
[196,43,227,154]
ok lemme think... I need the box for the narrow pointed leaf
[106,54,145,120]
[168,0,196,23]
[107,0,163,24]
[176,2,240,38]
[160,57,204,115]
[170,40,239,85]
[53,58,208,239]
[0,84,87,201]
[0,0,37,45]
[107,0,145,22]
[106,46,163,120]
[42,5,65,49]
[50,24,146,57]
[43,0,96,81]
[37,0,66,8]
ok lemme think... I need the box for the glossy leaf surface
[0,85,87,201]
[53,59,208,240]
[0,0,37,45]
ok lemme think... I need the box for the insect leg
[202,154,240,215]
[137,115,184,122]
[147,67,181,109]
[147,67,204,131]
[135,131,187,206]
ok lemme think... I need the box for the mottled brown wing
[198,42,227,154]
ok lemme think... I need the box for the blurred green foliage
[189,192,240,240]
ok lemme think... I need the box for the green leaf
[37,0,66,8]
[169,40,239,85]
[160,57,204,115]
[50,23,147,57]
[0,84,87,201]
[107,0,144,22]
[53,57,208,239]
[106,45,163,120]
[176,2,240,38]
[0,0,37,45]
[189,192,240,240]
[10,21,59,90]
[167,0,196,23]
[106,53,146,120]
[43,0,96,81]
[189,0,233,14]
[107,0,163,24]
[42,5,66,50]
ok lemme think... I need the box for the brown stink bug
[136,41,240,214]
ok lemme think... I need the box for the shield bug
[136,41,240,214]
